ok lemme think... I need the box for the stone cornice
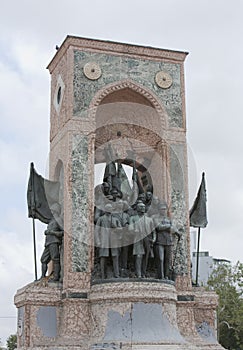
[47,35,189,73]
[14,282,62,307]
[89,281,177,303]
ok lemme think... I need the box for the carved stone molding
[47,36,188,73]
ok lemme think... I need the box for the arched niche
[92,81,170,202]
[95,124,169,201]
[54,160,64,215]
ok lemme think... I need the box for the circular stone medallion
[155,71,173,89]
[83,62,102,80]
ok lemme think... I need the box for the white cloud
[0,60,49,139]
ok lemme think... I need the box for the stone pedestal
[15,280,224,349]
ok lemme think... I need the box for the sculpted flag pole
[27,163,38,280]
[189,172,208,286]
[27,162,60,280]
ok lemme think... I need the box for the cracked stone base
[14,281,225,350]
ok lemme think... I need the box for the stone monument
[14,36,225,349]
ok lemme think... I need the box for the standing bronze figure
[95,203,122,279]
[153,202,173,280]
[40,203,63,282]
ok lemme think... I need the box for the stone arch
[54,159,64,181]
[90,79,171,201]
[88,79,168,131]
[54,160,64,212]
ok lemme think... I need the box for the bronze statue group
[94,163,181,281]
[39,154,181,283]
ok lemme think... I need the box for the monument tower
[15,36,224,349]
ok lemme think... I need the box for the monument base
[14,281,225,349]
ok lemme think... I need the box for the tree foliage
[6,334,17,350]
[207,261,243,350]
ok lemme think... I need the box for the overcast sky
[1,0,243,345]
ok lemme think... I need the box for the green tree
[207,261,243,350]
[6,334,17,350]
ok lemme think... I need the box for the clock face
[155,71,173,89]
[83,62,102,80]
